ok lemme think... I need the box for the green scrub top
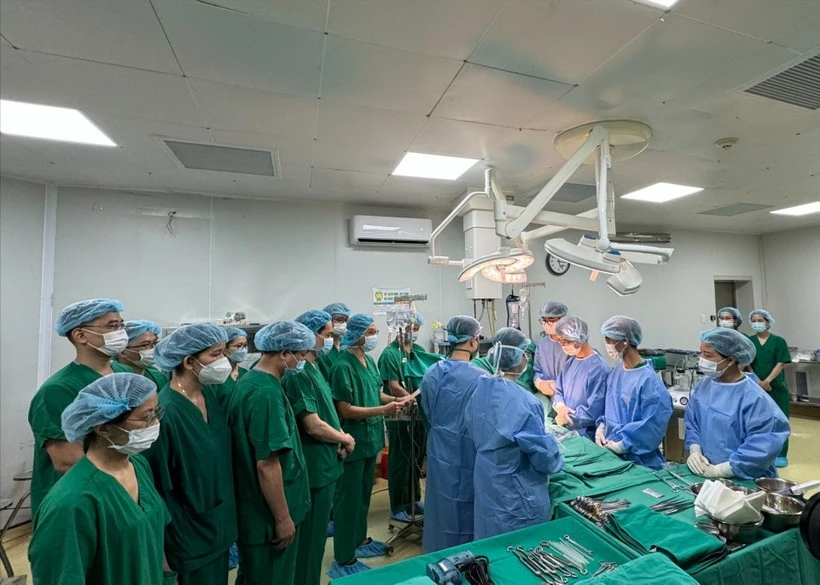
[27,360,130,517]
[144,366,169,390]
[317,345,343,380]
[143,384,237,573]
[283,361,344,489]
[227,369,311,546]
[330,351,385,462]
[29,455,169,585]
[212,366,248,411]
[378,341,443,393]
[749,333,792,391]
[471,353,536,392]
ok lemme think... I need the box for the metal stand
[385,403,424,555]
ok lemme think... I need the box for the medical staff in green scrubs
[145,324,236,585]
[213,327,250,405]
[117,319,168,389]
[318,302,351,379]
[748,309,793,467]
[227,321,314,585]
[28,297,131,517]
[286,310,356,585]
[327,314,409,579]
[29,373,171,585]
[377,311,441,522]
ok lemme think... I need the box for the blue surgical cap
[153,323,228,370]
[412,311,425,327]
[601,315,642,347]
[700,328,757,366]
[61,373,157,442]
[539,301,568,319]
[296,310,332,334]
[323,303,351,318]
[555,316,589,344]
[717,307,743,326]
[341,314,375,348]
[56,298,124,337]
[446,315,481,344]
[256,320,316,352]
[749,309,775,325]
[125,319,161,343]
[488,327,530,371]
[224,327,248,342]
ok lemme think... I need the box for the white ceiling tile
[188,78,318,138]
[0,0,182,74]
[471,0,659,84]
[316,100,426,149]
[321,37,462,113]
[410,118,524,159]
[433,63,573,127]
[201,0,329,31]
[328,0,505,60]
[311,167,386,192]
[527,86,653,133]
[0,50,205,126]
[314,140,404,174]
[773,13,820,52]
[152,0,324,95]
[208,130,314,167]
[378,175,466,200]
[673,0,820,43]
[583,15,772,102]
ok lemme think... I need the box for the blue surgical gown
[533,335,568,383]
[554,351,611,440]
[465,375,563,540]
[599,363,673,470]
[684,375,789,479]
[420,360,487,552]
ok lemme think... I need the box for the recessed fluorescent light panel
[770,201,820,216]
[621,182,703,203]
[0,99,116,146]
[635,0,680,8]
[393,152,479,180]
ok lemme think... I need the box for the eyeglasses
[85,322,125,331]
[125,405,166,427]
[540,317,560,325]
[128,341,158,351]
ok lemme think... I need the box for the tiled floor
[4,416,819,584]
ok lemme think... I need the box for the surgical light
[0,99,116,146]
[621,182,703,203]
[458,248,534,283]
[770,201,820,216]
[393,152,479,180]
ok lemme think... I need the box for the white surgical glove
[605,440,625,454]
[702,461,734,479]
[686,444,710,476]
[595,424,607,447]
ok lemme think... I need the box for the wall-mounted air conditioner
[350,215,432,248]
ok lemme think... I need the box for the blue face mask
[411,332,419,343]
[751,322,768,332]
[283,354,306,378]
[229,348,248,364]
[362,335,378,353]
[317,335,334,356]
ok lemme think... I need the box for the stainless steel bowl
[690,479,742,496]
[755,477,798,495]
[761,493,805,532]
[704,512,764,544]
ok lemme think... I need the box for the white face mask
[411,332,419,343]
[362,335,378,352]
[543,322,556,336]
[136,348,155,368]
[718,319,735,329]
[332,323,347,337]
[107,423,160,455]
[562,344,581,357]
[195,356,232,385]
[317,335,334,356]
[699,356,729,378]
[85,328,129,357]
[605,343,623,361]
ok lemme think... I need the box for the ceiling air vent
[743,54,820,110]
[163,140,280,177]
[698,203,773,217]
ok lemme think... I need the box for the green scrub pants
[770,386,791,457]
[386,418,426,515]
[236,528,301,585]
[295,481,336,585]
[333,455,377,564]
[176,551,229,585]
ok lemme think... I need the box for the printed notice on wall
[372,287,411,315]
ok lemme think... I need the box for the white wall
[521,229,765,356]
[761,226,820,349]
[0,177,45,519]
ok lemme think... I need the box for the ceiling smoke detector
[714,137,738,150]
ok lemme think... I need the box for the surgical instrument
[668,468,694,487]
[653,471,685,492]
[591,562,619,577]
[563,534,594,557]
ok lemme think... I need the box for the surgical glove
[554,403,574,426]
[687,445,710,476]
[595,424,607,447]
[702,461,734,479]
[605,440,625,454]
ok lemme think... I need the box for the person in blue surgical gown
[685,327,789,479]
[419,315,487,553]
[597,316,673,470]
[532,302,570,420]
[466,328,563,540]
[552,316,611,441]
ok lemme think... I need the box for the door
[714,281,737,315]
